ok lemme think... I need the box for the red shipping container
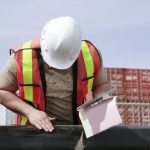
[105,68,150,126]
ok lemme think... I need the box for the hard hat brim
[42,49,79,70]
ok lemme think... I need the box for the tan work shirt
[0,54,107,124]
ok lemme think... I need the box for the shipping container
[105,68,150,125]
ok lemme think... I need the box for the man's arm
[0,89,54,132]
[92,49,111,98]
[93,73,110,98]
[0,57,54,132]
[93,81,110,98]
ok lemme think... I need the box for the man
[0,16,109,132]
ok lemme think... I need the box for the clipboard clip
[77,87,116,111]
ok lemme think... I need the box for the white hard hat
[40,16,82,69]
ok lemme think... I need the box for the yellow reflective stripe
[81,41,94,92]
[21,116,28,125]
[22,40,33,102]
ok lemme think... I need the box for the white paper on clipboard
[78,96,122,138]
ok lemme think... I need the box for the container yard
[105,67,150,126]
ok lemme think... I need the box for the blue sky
[0,0,150,70]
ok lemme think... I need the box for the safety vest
[10,38,101,125]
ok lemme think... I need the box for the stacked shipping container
[105,68,150,126]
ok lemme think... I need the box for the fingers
[40,117,54,132]
[28,110,55,132]
[32,119,54,132]
[32,120,42,130]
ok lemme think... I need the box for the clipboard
[77,88,122,138]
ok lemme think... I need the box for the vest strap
[35,48,47,100]
[21,116,28,125]
[81,41,94,98]
[21,40,33,125]
[72,61,78,124]
[22,40,33,102]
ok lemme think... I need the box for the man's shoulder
[2,55,16,73]
[8,55,16,65]
[11,38,41,52]
[0,55,18,92]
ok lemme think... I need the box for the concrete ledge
[0,125,150,150]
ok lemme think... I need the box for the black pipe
[0,125,150,150]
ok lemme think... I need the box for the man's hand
[0,90,55,132]
[27,109,55,132]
